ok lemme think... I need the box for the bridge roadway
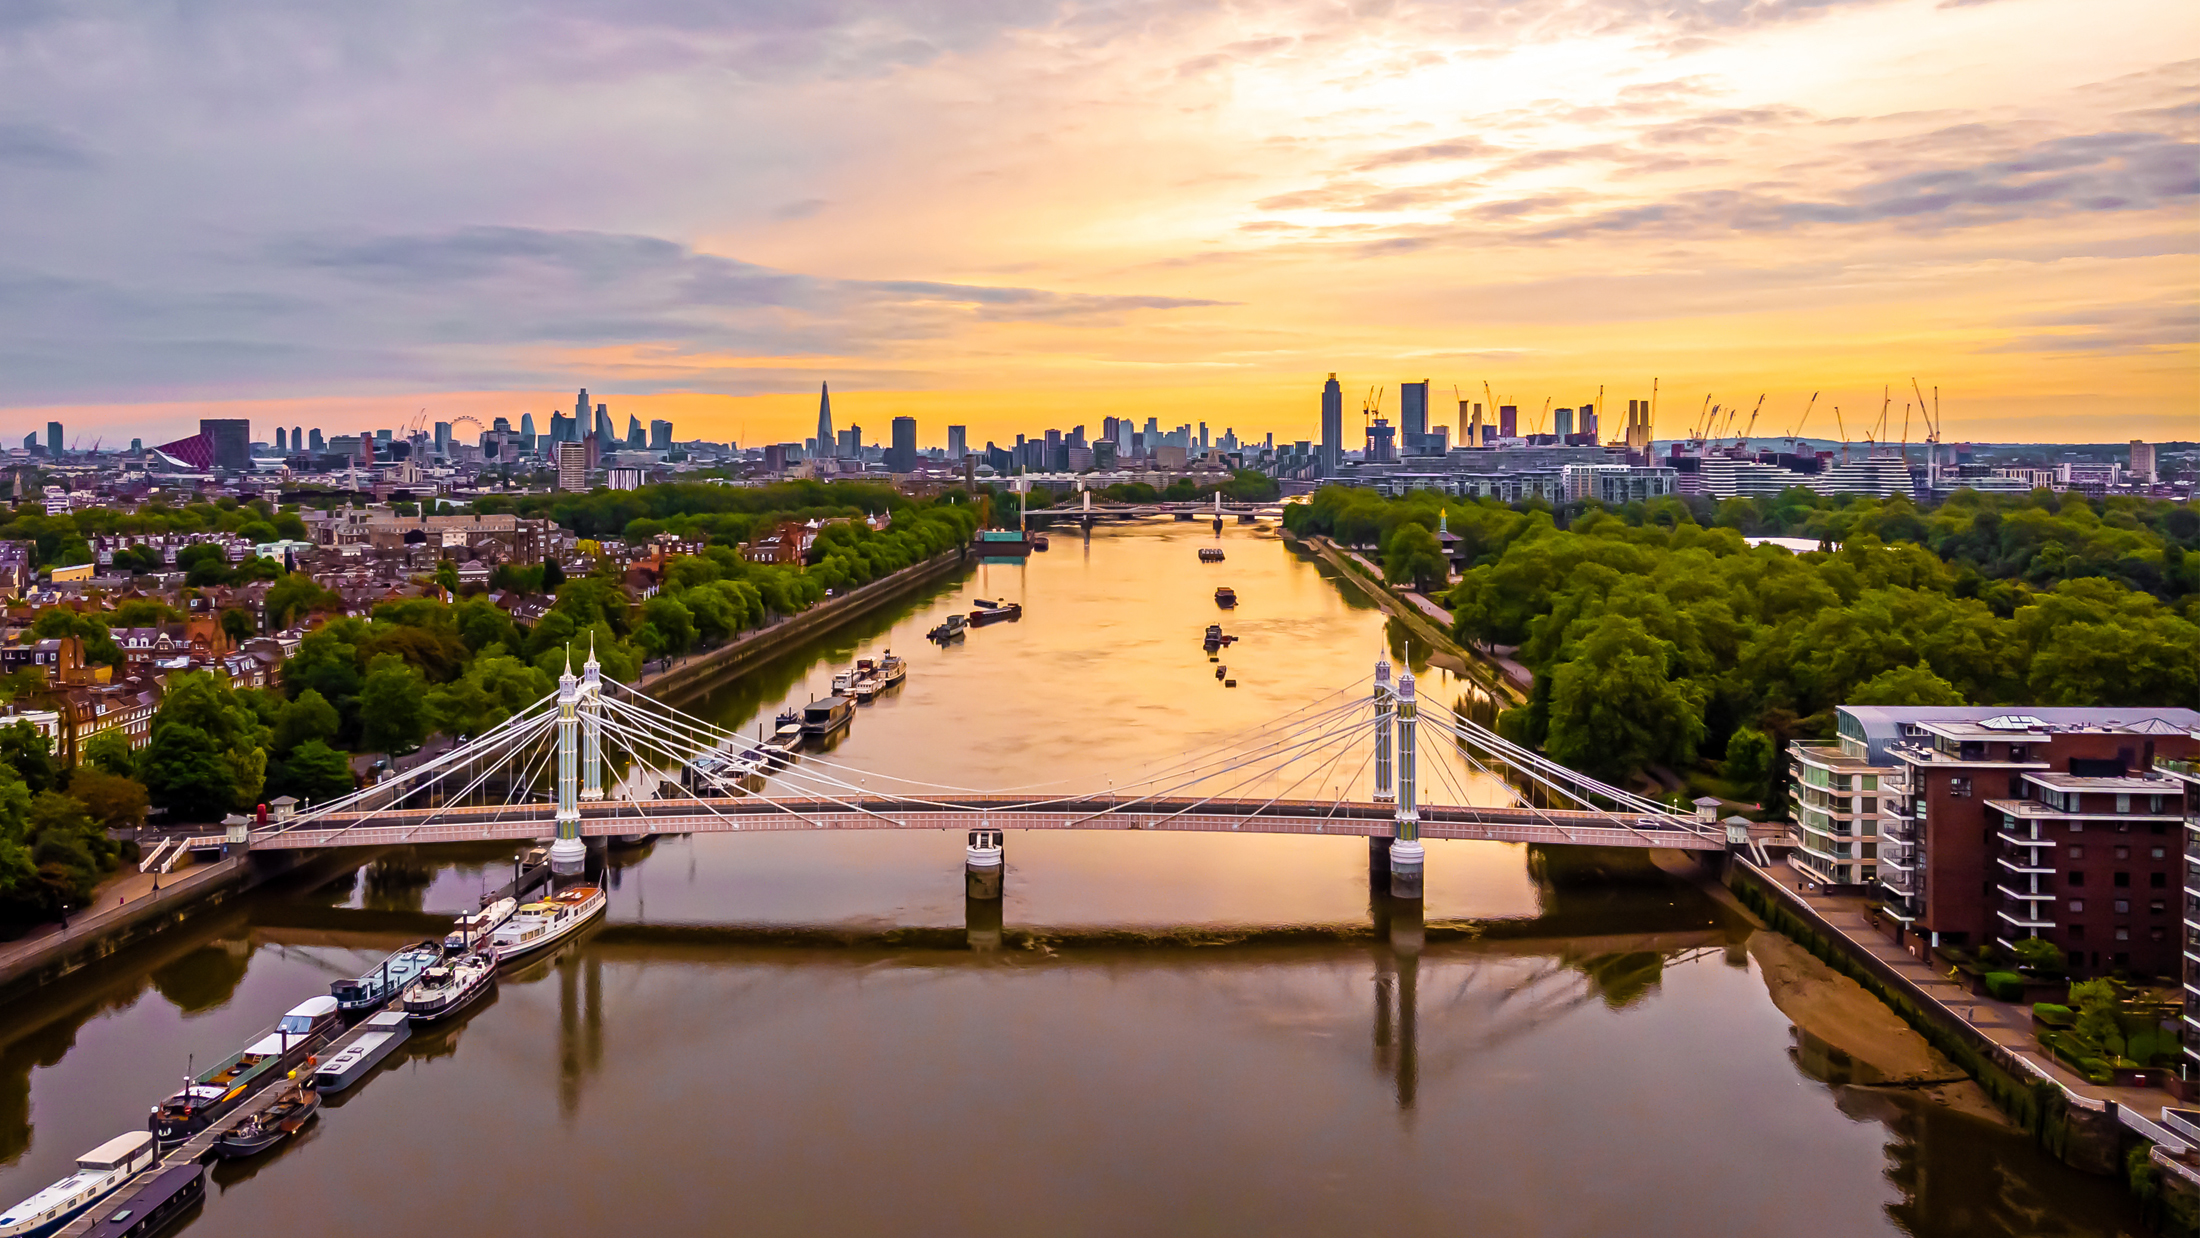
[251,794,1722,852]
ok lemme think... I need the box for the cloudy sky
[2,0,2193,448]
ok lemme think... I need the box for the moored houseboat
[212,1084,320,1160]
[489,886,606,963]
[0,1131,156,1238]
[149,997,339,1145]
[330,940,443,1016]
[401,952,498,1023]
[80,1163,203,1238]
[799,696,853,736]
[310,1010,410,1093]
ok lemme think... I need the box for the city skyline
[0,3,2191,447]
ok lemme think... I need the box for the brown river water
[0,523,2146,1236]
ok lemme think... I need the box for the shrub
[1984,971,2026,1002]
[2031,1003,2076,1027]
[2079,1058,2114,1085]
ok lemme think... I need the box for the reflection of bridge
[244,649,1732,902]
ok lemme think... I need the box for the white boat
[830,670,856,695]
[488,886,606,963]
[876,651,906,688]
[444,898,517,953]
[401,952,498,1023]
[0,1131,156,1238]
[849,675,880,703]
[309,1011,411,1093]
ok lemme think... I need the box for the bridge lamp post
[1370,656,1395,879]
[579,644,604,803]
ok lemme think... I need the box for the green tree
[1383,523,1450,593]
[266,740,356,805]
[427,655,551,738]
[1543,619,1707,782]
[139,671,267,819]
[435,559,459,594]
[1849,663,1967,707]
[2068,978,2124,1056]
[81,731,136,776]
[220,607,256,645]
[0,722,57,793]
[265,573,339,630]
[358,654,429,756]
[1723,727,1775,798]
[541,557,565,592]
[273,689,342,755]
[65,767,149,832]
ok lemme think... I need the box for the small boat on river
[310,1010,410,1093]
[876,651,906,689]
[212,1084,320,1159]
[1198,547,1225,562]
[968,599,1022,625]
[490,886,606,963]
[0,1131,156,1238]
[331,940,443,1016]
[401,952,497,1023]
[799,696,853,736]
[927,613,966,642]
[1214,586,1237,609]
[444,898,516,953]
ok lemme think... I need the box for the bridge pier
[965,893,1003,951]
[965,827,1004,900]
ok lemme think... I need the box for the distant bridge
[1024,492,1284,524]
[241,652,1733,899]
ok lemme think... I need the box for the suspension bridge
[238,649,1737,899]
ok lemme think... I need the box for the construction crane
[1736,394,1765,451]
[1790,392,1819,447]
[1899,401,1912,466]
[1911,377,1939,471]
[1482,380,1497,442]
[1537,397,1551,436]
[1833,405,1849,465]
[1691,395,1712,442]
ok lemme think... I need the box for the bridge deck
[251,795,1722,852]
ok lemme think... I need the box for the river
[0,523,2145,1236]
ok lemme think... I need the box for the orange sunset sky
[1,0,2193,450]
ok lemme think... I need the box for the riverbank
[1721,851,2200,1226]
[1284,531,1524,705]
[637,547,969,704]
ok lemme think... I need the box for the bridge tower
[579,642,604,802]
[550,652,586,875]
[1370,656,1395,878]
[1388,670,1424,901]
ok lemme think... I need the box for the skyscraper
[575,389,591,427]
[888,416,917,472]
[817,383,834,457]
[650,420,672,450]
[557,442,587,492]
[309,428,325,453]
[291,426,302,454]
[948,426,967,459]
[1400,381,1428,439]
[274,427,286,452]
[594,402,615,446]
[837,426,860,457]
[46,423,62,456]
[626,415,644,449]
[1319,374,1343,473]
[1579,404,1597,442]
[201,419,251,470]
[1553,408,1574,440]
[520,412,537,452]
[1497,405,1518,438]
[2131,440,2158,484]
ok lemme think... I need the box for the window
[2115,871,2132,888]
[2068,871,2086,887]
[1951,777,1973,798]
[1861,797,1878,815]
[2070,899,2086,913]
[2071,925,2086,940]
[2152,847,2167,859]
[2115,899,2131,914]
[2069,845,2086,859]
[2117,794,2132,814]
[2152,926,2168,942]
[2151,900,2167,915]
[2115,846,2131,860]
[2115,927,2131,942]
[2153,873,2169,889]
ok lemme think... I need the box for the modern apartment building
[1788,706,2200,976]
[2161,758,2200,1075]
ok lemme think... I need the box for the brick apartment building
[2161,759,2200,1075]
[1789,706,2200,978]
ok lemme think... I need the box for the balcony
[1880,870,1916,896]
[1995,907,2056,931]
[1996,831,2056,850]
[1881,817,1918,843]
[1996,853,2054,876]
[1997,884,2055,903]
[1880,846,1915,872]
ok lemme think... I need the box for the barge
[489,886,606,963]
[0,1132,155,1238]
[80,1163,202,1238]
[149,997,339,1145]
[310,1010,410,1093]
[331,940,443,1016]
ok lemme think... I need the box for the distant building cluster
[1304,374,2192,504]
